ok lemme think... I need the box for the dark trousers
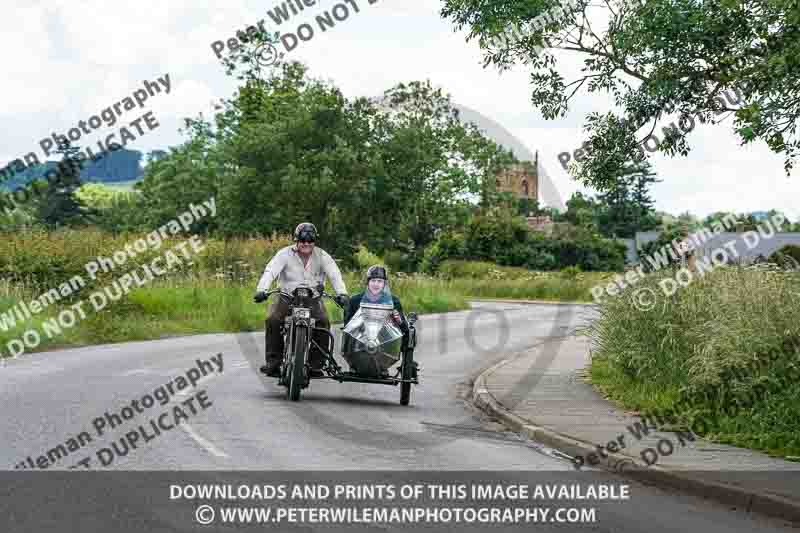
[265,295,330,367]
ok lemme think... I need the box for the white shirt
[256,244,347,295]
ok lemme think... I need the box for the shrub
[420,231,467,273]
[0,227,292,290]
[353,244,384,270]
[75,183,121,209]
[383,249,415,274]
[637,225,690,272]
[421,211,626,273]
[464,207,531,264]
[588,265,800,456]
[438,260,495,279]
[92,192,151,233]
[196,234,291,283]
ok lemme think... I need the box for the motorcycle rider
[254,223,349,377]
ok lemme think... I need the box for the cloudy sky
[2,0,798,220]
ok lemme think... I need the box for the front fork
[279,318,311,388]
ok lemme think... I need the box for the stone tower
[495,151,539,201]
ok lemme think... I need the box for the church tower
[494,150,539,201]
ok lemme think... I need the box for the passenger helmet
[293,222,318,242]
[366,265,388,281]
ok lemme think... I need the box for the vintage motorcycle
[259,283,419,404]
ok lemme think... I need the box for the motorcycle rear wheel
[400,349,413,406]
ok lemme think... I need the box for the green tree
[374,80,516,263]
[209,27,516,263]
[638,224,693,272]
[0,204,38,231]
[440,0,800,186]
[32,142,94,228]
[464,205,533,265]
[75,183,119,209]
[561,192,601,231]
[676,211,701,229]
[136,118,227,236]
[702,211,737,228]
[74,182,149,233]
[595,161,660,238]
[138,60,513,265]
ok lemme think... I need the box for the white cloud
[1,0,797,220]
[147,78,218,122]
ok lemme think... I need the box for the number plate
[293,308,311,319]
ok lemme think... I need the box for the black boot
[260,357,282,377]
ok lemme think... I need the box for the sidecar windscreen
[340,282,402,377]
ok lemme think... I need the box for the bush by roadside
[433,260,613,302]
[587,266,800,457]
[0,228,291,289]
[0,228,608,358]
[420,207,626,273]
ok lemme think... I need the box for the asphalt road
[0,301,796,531]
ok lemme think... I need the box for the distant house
[690,232,800,264]
[630,230,800,266]
[526,215,553,234]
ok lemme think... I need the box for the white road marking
[180,423,229,458]
[174,368,228,457]
[120,368,152,376]
[175,374,217,396]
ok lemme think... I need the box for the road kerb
[470,358,800,524]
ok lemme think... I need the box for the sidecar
[333,303,419,405]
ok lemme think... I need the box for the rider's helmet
[293,222,318,242]
[366,264,388,281]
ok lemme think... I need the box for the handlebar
[320,291,348,310]
[257,288,347,309]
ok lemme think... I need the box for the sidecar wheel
[288,327,307,401]
[400,350,413,406]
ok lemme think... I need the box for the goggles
[297,231,316,243]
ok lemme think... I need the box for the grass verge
[0,273,472,357]
[587,266,800,458]
[0,260,607,358]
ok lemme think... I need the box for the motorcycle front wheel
[288,327,308,401]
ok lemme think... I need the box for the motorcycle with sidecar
[258,283,419,404]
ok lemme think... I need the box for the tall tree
[440,0,800,186]
[32,141,93,228]
[596,161,660,238]
[561,191,601,231]
[139,54,514,264]
[373,80,516,259]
